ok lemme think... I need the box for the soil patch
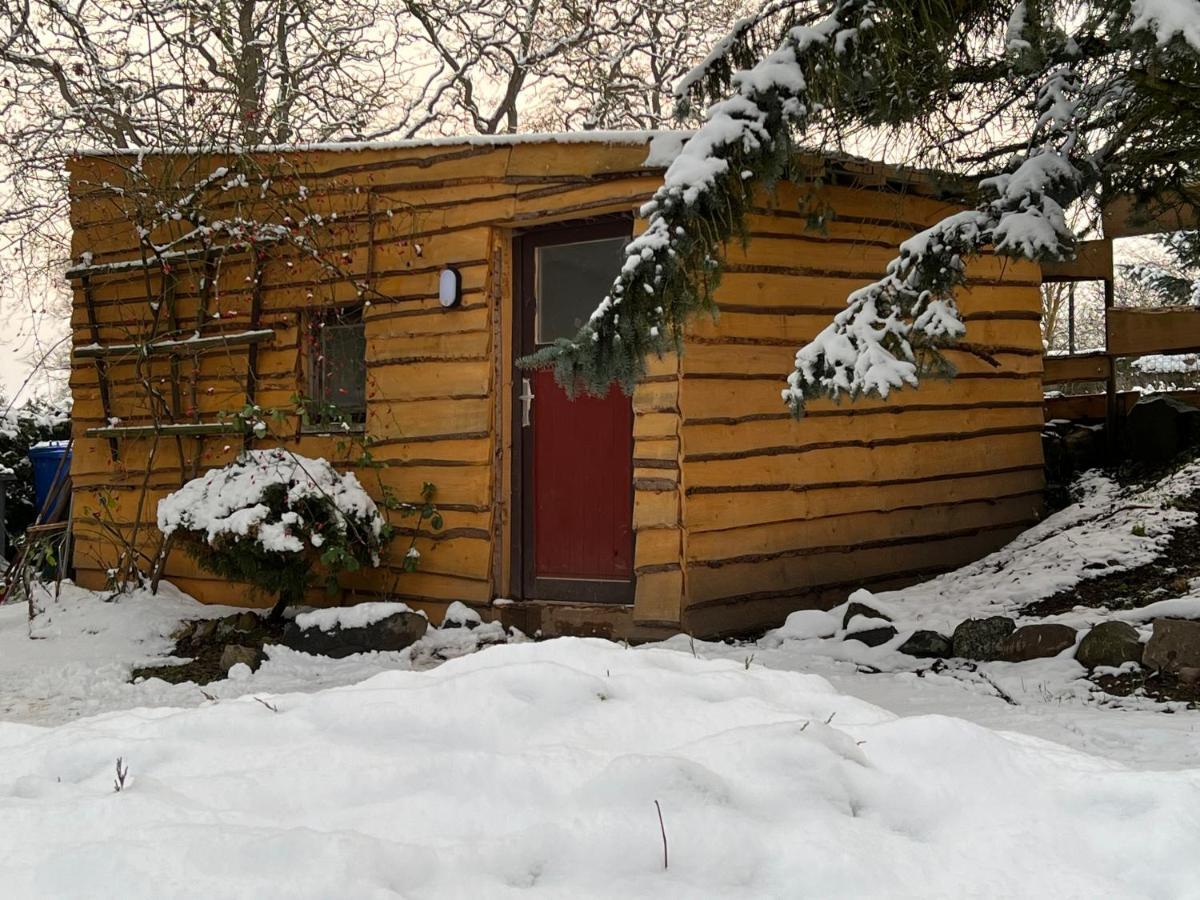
[131,613,286,686]
[1092,667,1200,707]
[1020,493,1200,619]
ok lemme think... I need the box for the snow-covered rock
[282,605,428,658]
[293,601,416,633]
[441,600,483,629]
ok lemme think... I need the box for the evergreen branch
[785,55,1093,413]
[521,0,882,395]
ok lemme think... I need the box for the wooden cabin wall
[67,141,1045,637]
[66,141,671,622]
[678,181,1046,636]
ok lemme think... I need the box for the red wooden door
[516,220,634,603]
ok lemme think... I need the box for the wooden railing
[1043,308,1200,387]
[1042,232,1200,438]
[1041,238,1119,433]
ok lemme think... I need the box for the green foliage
[219,402,282,439]
[0,401,70,556]
[395,481,442,574]
[348,441,443,574]
[176,478,385,617]
[291,391,353,432]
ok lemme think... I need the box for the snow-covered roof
[75,130,691,160]
[75,129,952,199]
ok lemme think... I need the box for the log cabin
[65,132,1045,639]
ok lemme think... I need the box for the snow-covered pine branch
[785,57,1091,412]
[525,0,1200,418]
[672,0,812,113]
[1121,231,1200,306]
[522,0,881,393]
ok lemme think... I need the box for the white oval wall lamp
[439,267,462,308]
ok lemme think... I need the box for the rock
[952,616,1016,661]
[170,621,195,642]
[1179,667,1200,685]
[190,619,217,644]
[996,623,1077,662]
[281,609,428,658]
[1075,621,1143,670]
[442,600,482,629]
[1062,424,1104,469]
[898,630,954,659]
[842,601,890,630]
[1125,396,1200,465]
[1144,618,1200,672]
[216,611,261,641]
[220,643,264,673]
[844,621,898,648]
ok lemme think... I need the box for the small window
[305,305,367,428]
[535,236,627,344]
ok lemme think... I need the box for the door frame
[510,215,635,604]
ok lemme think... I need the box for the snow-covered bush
[157,449,389,620]
[0,400,71,556]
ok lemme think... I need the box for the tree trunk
[267,581,304,622]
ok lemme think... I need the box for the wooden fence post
[1103,275,1118,459]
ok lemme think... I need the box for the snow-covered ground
[4,464,1200,896]
[5,638,1200,899]
[0,583,511,725]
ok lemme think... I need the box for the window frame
[301,303,368,433]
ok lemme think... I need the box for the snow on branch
[1130,0,1200,51]
[522,0,880,394]
[673,0,811,107]
[785,59,1087,413]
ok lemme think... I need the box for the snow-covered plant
[157,449,389,620]
[525,0,1200,416]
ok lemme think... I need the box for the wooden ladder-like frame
[77,251,273,456]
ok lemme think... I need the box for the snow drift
[1,639,1199,898]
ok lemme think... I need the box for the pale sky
[0,277,72,404]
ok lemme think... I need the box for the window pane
[535,236,627,344]
[319,321,367,421]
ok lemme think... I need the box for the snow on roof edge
[73,129,956,197]
[75,130,692,160]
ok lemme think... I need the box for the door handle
[519,377,535,427]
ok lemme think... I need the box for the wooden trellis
[75,251,272,456]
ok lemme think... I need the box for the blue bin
[29,441,72,518]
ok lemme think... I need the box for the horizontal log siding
[67,140,663,618]
[68,142,1042,634]
[678,183,1045,633]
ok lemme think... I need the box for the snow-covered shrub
[157,449,389,619]
[0,400,71,555]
